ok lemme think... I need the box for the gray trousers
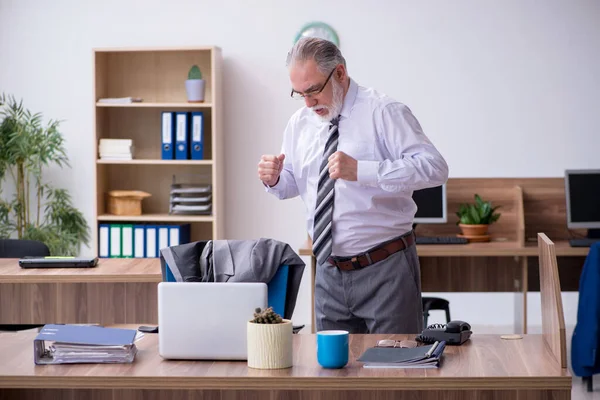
[314,239,424,334]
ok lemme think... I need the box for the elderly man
[258,37,449,334]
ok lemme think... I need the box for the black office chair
[0,239,50,258]
[0,239,50,332]
[422,296,451,327]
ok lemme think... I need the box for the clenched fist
[258,154,285,186]
[327,151,358,181]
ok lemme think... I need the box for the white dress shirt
[265,78,449,257]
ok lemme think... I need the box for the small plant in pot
[185,65,205,103]
[456,194,501,242]
[247,306,293,369]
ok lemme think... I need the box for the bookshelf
[92,46,224,257]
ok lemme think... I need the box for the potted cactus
[247,306,293,369]
[185,65,205,102]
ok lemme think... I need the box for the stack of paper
[34,324,140,365]
[357,340,446,368]
[98,97,143,104]
[99,139,133,160]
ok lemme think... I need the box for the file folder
[121,224,134,258]
[190,111,204,160]
[34,324,138,365]
[145,225,158,258]
[99,224,110,258]
[158,225,169,253]
[175,111,190,160]
[161,111,175,160]
[357,341,446,368]
[109,224,121,258]
[168,223,191,246]
[133,224,145,258]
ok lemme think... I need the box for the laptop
[19,256,98,268]
[157,281,268,360]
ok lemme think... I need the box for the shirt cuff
[357,160,379,185]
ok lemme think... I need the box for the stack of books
[99,139,133,160]
[97,97,143,104]
[169,183,212,215]
[34,324,140,365]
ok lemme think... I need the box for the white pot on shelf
[247,319,293,369]
[185,79,205,102]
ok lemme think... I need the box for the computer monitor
[565,169,600,239]
[412,184,447,224]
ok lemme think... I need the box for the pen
[425,341,439,358]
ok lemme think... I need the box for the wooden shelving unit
[92,46,224,257]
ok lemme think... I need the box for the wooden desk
[0,259,161,325]
[0,329,571,399]
[301,239,588,334]
[300,177,591,334]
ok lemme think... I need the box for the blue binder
[98,223,111,258]
[34,324,137,365]
[161,112,175,160]
[145,225,158,258]
[175,111,190,160]
[133,224,146,258]
[190,111,204,160]
[168,223,191,246]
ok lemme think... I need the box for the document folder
[190,111,204,160]
[175,111,190,160]
[357,340,446,368]
[34,324,138,365]
[161,111,175,160]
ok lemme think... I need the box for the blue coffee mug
[317,330,349,368]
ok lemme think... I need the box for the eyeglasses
[290,68,336,100]
[376,339,419,348]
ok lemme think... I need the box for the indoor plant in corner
[185,65,205,102]
[247,306,293,369]
[456,194,501,242]
[0,93,90,255]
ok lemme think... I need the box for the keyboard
[416,236,468,245]
[569,238,600,247]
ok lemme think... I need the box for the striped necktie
[312,117,340,266]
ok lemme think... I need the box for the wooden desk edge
[0,376,572,391]
[299,241,588,258]
[0,275,161,284]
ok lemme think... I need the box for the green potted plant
[185,65,205,102]
[0,93,90,255]
[247,306,293,369]
[456,194,501,241]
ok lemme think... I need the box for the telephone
[415,320,472,345]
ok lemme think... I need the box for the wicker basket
[106,190,151,216]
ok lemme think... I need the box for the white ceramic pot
[247,319,293,369]
[185,79,205,102]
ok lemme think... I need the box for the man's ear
[336,64,347,82]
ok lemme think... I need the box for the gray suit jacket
[160,239,305,320]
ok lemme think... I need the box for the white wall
[1,0,599,330]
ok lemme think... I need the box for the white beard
[311,79,344,123]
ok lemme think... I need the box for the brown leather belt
[327,232,415,271]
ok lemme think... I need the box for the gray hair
[286,37,346,75]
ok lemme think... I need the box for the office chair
[422,296,451,327]
[0,239,50,332]
[0,239,50,258]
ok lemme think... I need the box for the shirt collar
[340,78,358,119]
